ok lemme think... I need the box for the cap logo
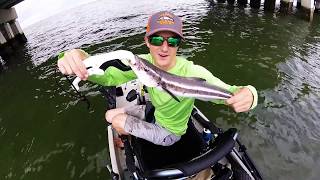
[146,18,151,32]
[157,12,174,25]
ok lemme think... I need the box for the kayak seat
[132,117,206,172]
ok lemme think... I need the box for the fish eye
[128,59,134,65]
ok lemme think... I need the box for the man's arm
[57,49,137,86]
[187,64,258,112]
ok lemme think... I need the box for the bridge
[0,0,26,60]
[0,0,23,9]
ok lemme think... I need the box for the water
[1,0,320,179]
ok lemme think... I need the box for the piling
[217,0,227,3]
[238,0,248,7]
[250,0,261,9]
[280,0,294,13]
[297,0,302,8]
[227,0,235,5]
[315,0,320,12]
[0,7,27,61]
[300,0,315,21]
[264,0,276,11]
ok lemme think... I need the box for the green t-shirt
[87,53,258,136]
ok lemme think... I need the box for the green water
[1,0,320,179]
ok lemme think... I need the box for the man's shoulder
[176,56,207,71]
[176,55,188,62]
[138,54,152,62]
[176,57,211,78]
[176,56,193,67]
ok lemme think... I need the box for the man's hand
[57,49,89,80]
[226,87,254,112]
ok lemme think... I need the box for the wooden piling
[297,0,302,9]
[315,0,320,12]
[300,0,315,22]
[227,0,236,5]
[280,0,294,13]
[238,0,248,6]
[217,0,226,3]
[250,0,261,9]
[264,0,276,11]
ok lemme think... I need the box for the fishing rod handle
[72,50,135,91]
[82,50,134,68]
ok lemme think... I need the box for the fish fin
[160,83,180,102]
[163,88,181,102]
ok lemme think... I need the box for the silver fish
[127,55,232,101]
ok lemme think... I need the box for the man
[57,11,258,146]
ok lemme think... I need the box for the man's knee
[105,108,124,123]
[111,114,128,135]
[157,135,181,146]
[105,110,114,123]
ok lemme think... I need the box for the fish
[127,55,232,102]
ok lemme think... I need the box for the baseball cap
[145,11,184,39]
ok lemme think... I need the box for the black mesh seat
[131,119,206,172]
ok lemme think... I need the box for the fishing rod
[56,50,132,110]
[55,67,92,110]
[70,50,134,91]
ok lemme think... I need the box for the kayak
[63,50,262,180]
[67,51,262,179]
[100,80,263,180]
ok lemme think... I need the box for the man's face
[145,31,179,71]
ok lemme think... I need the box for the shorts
[123,104,181,146]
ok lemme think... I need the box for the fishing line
[54,68,91,110]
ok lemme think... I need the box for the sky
[14,0,97,28]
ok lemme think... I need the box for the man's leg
[105,107,125,123]
[105,105,180,146]
[105,105,146,135]
[123,115,181,146]
[123,105,146,120]
[105,108,128,135]
[105,105,145,123]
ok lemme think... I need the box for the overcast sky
[14,0,96,28]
